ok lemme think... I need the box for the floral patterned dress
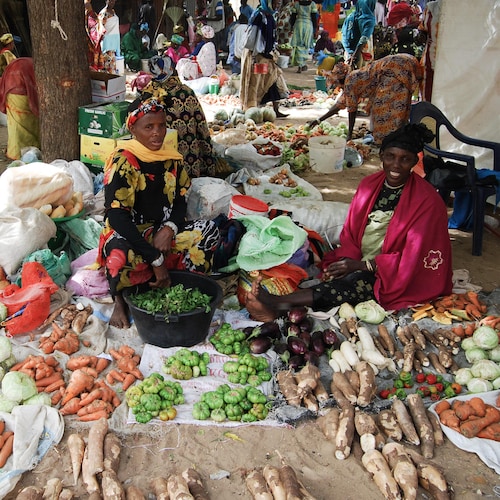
[98,149,220,296]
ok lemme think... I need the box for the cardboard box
[78,101,130,139]
[117,129,178,151]
[90,71,126,103]
[80,134,117,167]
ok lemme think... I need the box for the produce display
[162,348,211,379]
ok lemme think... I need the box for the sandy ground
[1,65,500,499]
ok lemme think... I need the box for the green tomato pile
[210,322,251,355]
[223,352,272,386]
[192,383,270,423]
[125,372,184,423]
[162,348,211,380]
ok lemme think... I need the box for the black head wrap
[380,123,435,154]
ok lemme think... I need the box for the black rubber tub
[123,271,223,348]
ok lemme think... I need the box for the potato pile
[39,191,84,219]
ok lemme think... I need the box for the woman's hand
[308,119,320,128]
[149,261,171,289]
[321,258,364,280]
[153,226,175,253]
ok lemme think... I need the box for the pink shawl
[321,171,453,310]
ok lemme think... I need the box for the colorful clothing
[165,45,190,65]
[121,26,155,72]
[98,6,120,73]
[85,6,104,70]
[276,1,294,46]
[0,57,40,160]
[320,170,452,311]
[176,41,217,79]
[141,77,217,177]
[290,1,318,67]
[0,48,16,77]
[98,140,220,296]
[342,0,376,67]
[336,54,423,144]
[419,0,441,101]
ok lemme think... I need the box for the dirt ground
[1,65,500,499]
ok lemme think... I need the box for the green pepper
[210,408,227,422]
[192,401,210,420]
[202,391,225,410]
[225,403,244,421]
[395,388,407,400]
[141,375,165,394]
[224,389,244,404]
[393,379,405,389]
[241,412,258,422]
[125,386,143,408]
[247,388,267,404]
[444,385,456,398]
[140,393,162,412]
[398,371,412,382]
[135,411,153,423]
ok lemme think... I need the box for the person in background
[240,0,254,21]
[418,0,440,101]
[313,30,344,74]
[97,96,220,328]
[375,0,387,26]
[84,1,104,71]
[341,0,376,68]
[0,57,40,160]
[206,0,226,52]
[163,34,190,64]
[138,0,156,40]
[176,25,217,79]
[276,0,295,48]
[121,23,156,72]
[226,14,248,74]
[245,123,452,321]
[240,0,289,117]
[310,53,423,144]
[290,0,318,73]
[143,55,217,178]
[0,33,17,76]
[98,0,121,74]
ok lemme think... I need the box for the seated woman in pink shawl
[246,123,453,320]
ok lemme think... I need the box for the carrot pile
[435,394,500,441]
[39,322,80,355]
[0,420,14,468]
[106,345,143,391]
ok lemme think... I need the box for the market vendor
[245,123,453,321]
[97,97,220,328]
[308,53,423,144]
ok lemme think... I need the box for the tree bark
[26,0,92,163]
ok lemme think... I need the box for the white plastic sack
[0,207,57,275]
[269,199,349,247]
[0,405,64,498]
[186,177,239,220]
[0,162,74,210]
[225,137,283,171]
[51,159,95,200]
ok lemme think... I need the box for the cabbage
[467,377,493,393]
[0,336,12,363]
[354,300,387,324]
[454,367,474,386]
[0,392,16,413]
[465,346,488,364]
[339,302,356,319]
[244,107,264,124]
[493,377,500,390]
[1,371,37,403]
[214,109,229,122]
[472,325,499,350]
[471,359,500,381]
[0,353,16,371]
[488,346,500,362]
[461,337,477,351]
[23,392,52,406]
[262,107,277,123]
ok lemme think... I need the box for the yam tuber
[406,393,435,458]
[246,469,274,500]
[312,379,330,403]
[277,370,301,406]
[382,442,418,500]
[82,445,100,495]
[15,486,44,500]
[354,409,379,436]
[278,463,303,500]
[426,409,445,446]
[335,405,355,460]
[262,465,287,500]
[86,417,109,476]
[125,485,146,500]
[378,324,395,355]
[417,462,451,500]
[181,468,209,500]
[332,371,357,405]
[377,409,403,441]
[103,432,121,474]
[316,408,340,441]
[361,449,402,500]
[101,470,126,500]
[67,433,85,486]
[294,363,320,398]
[392,398,420,446]
[167,474,194,500]
[355,361,376,407]
[151,478,170,500]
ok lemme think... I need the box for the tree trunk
[26,0,92,163]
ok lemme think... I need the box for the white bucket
[116,56,125,75]
[277,55,289,69]
[141,59,150,73]
[228,195,269,219]
[308,136,346,174]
